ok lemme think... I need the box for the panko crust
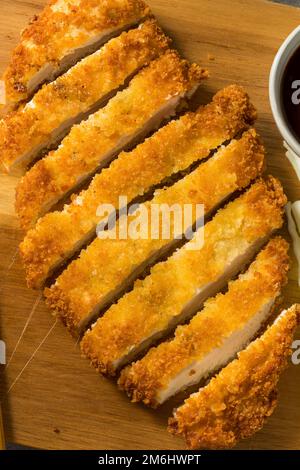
[19,49,207,288]
[45,284,81,336]
[20,84,260,292]
[118,237,290,407]
[168,304,300,449]
[80,178,287,377]
[3,20,170,175]
[209,84,257,135]
[15,83,253,230]
[45,129,264,336]
[2,0,151,107]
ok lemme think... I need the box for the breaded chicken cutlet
[45,129,265,335]
[8,50,206,181]
[119,237,289,407]
[2,0,295,452]
[0,0,150,113]
[16,83,256,231]
[1,20,170,174]
[20,85,255,289]
[80,177,287,377]
[168,304,300,449]
[15,49,207,232]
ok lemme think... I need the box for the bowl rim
[269,25,300,156]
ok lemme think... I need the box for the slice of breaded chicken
[119,237,289,407]
[1,20,170,174]
[168,304,300,450]
[45,129,265,335]
[19,85,255,289]
[0,0,150,113]
[80,177,287,377]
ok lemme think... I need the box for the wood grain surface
[1,0,300,450]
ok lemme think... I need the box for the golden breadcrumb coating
[16,83,256,230]
[45,129,265,335]
[118,237,290,407]
[1,0,150,109]
[20,84,254,289]
[80,177,287,377]
[2,20,170,174]
[9,49,206,180]
[168,304,300,450]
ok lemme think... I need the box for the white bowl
[269,25,300,157]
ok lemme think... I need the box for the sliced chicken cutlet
[0,0,150,113]
[168,304,300,449]
[80,177,287,377]
[20,85,255,288]
[2,20,170,173]
[16,49,207,231]
[7,50,206,179]
[119,237,289,407]
[45,129,265,335]
[16,84,255,231]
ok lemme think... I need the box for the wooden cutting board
[1,0,300,450]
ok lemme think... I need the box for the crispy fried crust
[168,304,300,449]
[45,129,265,335]
[118,237,290,407]
[45,129,264,333]
[2,20,170,175]
[14,48,207,231]
[15,82,253,230]
[2,0,151,107]
[80,177,287,377]
[19,84,255,290]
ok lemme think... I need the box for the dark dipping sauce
[282,46,300,141]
